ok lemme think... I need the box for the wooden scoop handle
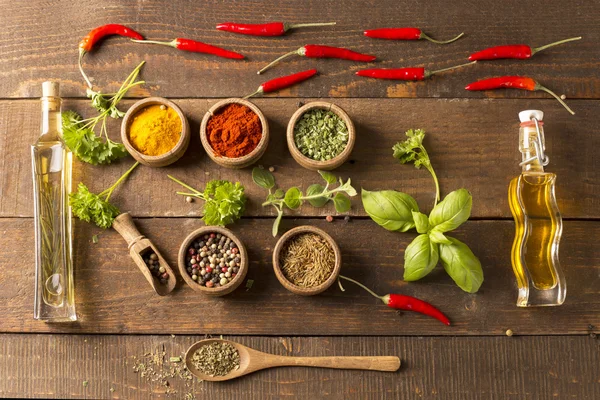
[270,355,400,372]
[112,212,145,248]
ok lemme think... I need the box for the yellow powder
[128,105,182,156]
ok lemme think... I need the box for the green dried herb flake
[293,109,348,161]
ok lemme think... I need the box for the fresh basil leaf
[272,209,283,237]
[429,189,472,233]
[429,230,452,245]
[306,184,328,207]
[273,189,284,199]
[439,236,483,293]
[252,167,275,190]
[412,211,429,234]
[318,170,337,185]
[403,234,439,281]
[284,187,302,209]
[333,193,351,213]
[361,189,419,232]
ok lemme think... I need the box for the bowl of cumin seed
[272,226,342,296]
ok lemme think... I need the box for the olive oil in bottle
[508,110,565,307]
[31,82,76,321]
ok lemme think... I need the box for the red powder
[206,104,262,158]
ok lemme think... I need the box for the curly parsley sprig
[69,161,140,229]
[62,61,145,165]
[392,128,440,205]
[168,176,246,227]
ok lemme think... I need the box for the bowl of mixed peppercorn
[178,226,248,296]
[287,101,355,171]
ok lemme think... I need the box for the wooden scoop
[185,339,400,381]
[112,212,176,296]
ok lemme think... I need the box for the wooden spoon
[112,212,176,296]
[185,339,400,381]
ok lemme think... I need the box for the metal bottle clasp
[519,117,550,167]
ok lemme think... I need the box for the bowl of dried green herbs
[287,102,355,171]
[272,225,342,296]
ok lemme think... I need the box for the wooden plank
[0,333,598,399]
[0,218,598,335]
[3,98,599,219]
[0,0,598,99]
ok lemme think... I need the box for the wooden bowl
[286,101,355,171]
[178,226,248,296]
[200,98,269,169]
[121,97,190,167]
[272,226,342,296]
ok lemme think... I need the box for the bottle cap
[519,110,543,123]
[42,81,60,97]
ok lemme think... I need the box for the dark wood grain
[0,333,598,399]
[0,0,598,99]
[0,218,598,335]
[2,98,599,219]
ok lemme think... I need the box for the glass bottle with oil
[31,81,76,321]
[508,110,565,307]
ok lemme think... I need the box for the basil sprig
[362,128,484,293]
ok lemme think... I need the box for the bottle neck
[519,121,545,173]
[40,96,62,141]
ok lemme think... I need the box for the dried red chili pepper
[130,38,244,59]
[244,69,318,98]
[469,36,581,61]
[78,24,144,88]
[466,76,575,115]
[216,21,336,36]
[356,61,475,80]
[338,275,451,326]
[364,27,464,44]
[258,45,376,74]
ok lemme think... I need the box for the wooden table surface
[1,0,599,398]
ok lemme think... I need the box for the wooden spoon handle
[112,212,145,248]
[272,356,400,372]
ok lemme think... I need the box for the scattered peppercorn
[326,215,334,222]
[143,251,170,284]
[185,196,194,203]
[268,166,275,172]
[185,232,241,288]
[505,329,514,337]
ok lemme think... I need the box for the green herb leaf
[339,178,358,197]
[202,181,246,226]
[361,189,419,232]
[439,236,484,293]
[273,189,284,199]
[318,170,337,185]
[429,230,452,245]
[403,234,439,281]
[69,183,120,229]
[429,189,472,233]
[284,187,302,209]
[412,211,430,234]
[306,184,328,207]
[333,193,351,213]
[252,167,275,190]
[272,209,283,237]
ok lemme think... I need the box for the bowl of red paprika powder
[200,98,269,169]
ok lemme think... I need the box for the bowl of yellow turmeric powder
[121,97,190,167]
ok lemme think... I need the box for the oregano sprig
[252,167,357,236]
[362,128,484,293]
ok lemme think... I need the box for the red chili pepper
[244,69,318,98]
[364,27,464,44]
[469,36,581,61]
[465,76,575,115]
[338,275,451,326]
[258,45,375,74]
[356,61,475,81]
[216,21,336,36]
[78,24,144,88]
[130,38,244,59]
